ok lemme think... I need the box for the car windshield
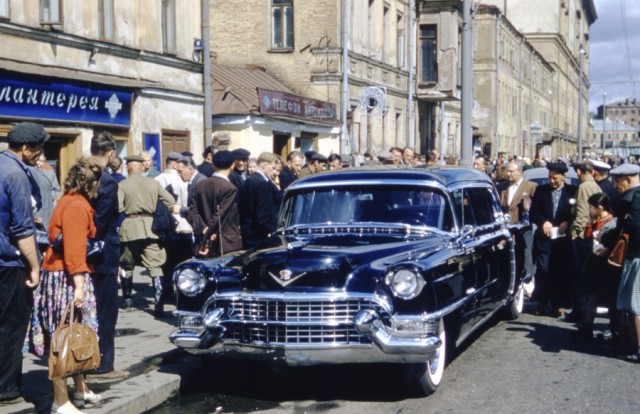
[280,185,454,232]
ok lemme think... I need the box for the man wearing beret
[608,163,640,361]
[0,122,46,405]
[188,150,242,257]
[229,148,251,191]
[529,162,577,317]
[118,155,178,317]
[240,152,280,248]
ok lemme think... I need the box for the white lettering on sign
[0,85,119,116]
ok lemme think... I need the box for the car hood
[229,233,449,292]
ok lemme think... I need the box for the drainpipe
[407,0,415,149]
[460,0,473,166]
[342,0,351,155]
[202,0,212,147]
[494,13,500,160]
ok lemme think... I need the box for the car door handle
[466,287,476,295]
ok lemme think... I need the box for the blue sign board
[0,72,132,127]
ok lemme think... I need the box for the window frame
[271,0,294,51]
[0,0,10,20]
[419,24,437,84]
[40,0,63,25]
[98,0,114,40]
[162,0,177,54]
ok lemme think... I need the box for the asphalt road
[151,301,640,414]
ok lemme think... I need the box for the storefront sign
[258,88,337,124]
[0,72,132,127]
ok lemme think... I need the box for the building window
[367,0,376,54]
[40,0,63,25]
[272,0,293,49]
[382,5,390,62]
[162,0,176,54]
[419,25,437,83]
[396,14,405,68]
[98,0,114,40]
[0,0,9,19]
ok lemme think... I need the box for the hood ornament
[268,269,307,287]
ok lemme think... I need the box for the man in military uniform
[118,155,178,317]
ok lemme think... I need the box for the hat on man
[257,152,278,164]
[546,162,568,174]
[181,151,194,157]
[610,163,640,177]
[304,150,317,160]
[377,152,394,162]
[311,153,327,163]
[7,122,50,145]
[166,151,182,161]
[212,150,235,169]
[232,148,251,159]
[589,159,611,172]
[124,154,145,163]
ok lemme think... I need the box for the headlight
[385,269,425,299]
[175,268,206,297]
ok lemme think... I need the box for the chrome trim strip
[291,179,448,192]
[455,303,504,347]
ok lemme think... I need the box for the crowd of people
[2,120,640,412]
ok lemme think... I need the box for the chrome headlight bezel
[174,268,207,297]
[385,269,426,300]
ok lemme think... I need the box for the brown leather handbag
[48,302,101,379]
[608,233,630,267]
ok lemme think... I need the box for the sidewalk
[7,271,190,414]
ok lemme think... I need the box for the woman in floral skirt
[26,157,103,414]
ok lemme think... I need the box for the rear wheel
[405,319,447,396]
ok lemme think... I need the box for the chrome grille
[211,296,388,345]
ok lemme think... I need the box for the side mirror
[455,224,476,243]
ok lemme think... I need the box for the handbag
[51,233,105,264]
[48,302,101,379]
[608,233,630,267]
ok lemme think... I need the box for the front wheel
[404,319,447,396]
[503,282,524,320]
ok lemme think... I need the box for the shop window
[419,25,437,83]
[0,0,9,19]
[162,0,176,54]
[272,0,293,50]
[40,0,63,25]
[98,0,114,40]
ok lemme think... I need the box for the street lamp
[577,46,585,160]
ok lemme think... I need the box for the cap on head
[181,151,194,157]
[124,155,145,163]
[166,151,182,161]
[311,153,327,163]
[589,159,611,172]
[7,122,50,145]
[610,163,640,177]
[232,148,251,159]
[546,162,568,174]
[304,150,317,160]
[212,150,235,169]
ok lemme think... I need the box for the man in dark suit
[188,151,242,257]
[530,162,577,317]
[88,132,127,379]
[196,145,215,178]
[240,152,280,249]
[228,148,251,191]
[279,150,304,191]
[592,159,620,213]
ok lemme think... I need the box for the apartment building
[597,98,640,130]
[0,0,204,180]
[210,0,412,159]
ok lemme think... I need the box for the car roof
[290,165,494,189]
[522,167,579,184]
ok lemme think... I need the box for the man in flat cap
[529,162,577,317]
[155,152,193,304]
[0,122,47,404]
[118,154,178,317]
[240,152,280,248]
[229,148,251,191]
[591,159,619,213]
[607,162,640,360]
[188,150,242,257]
[298,153,327,179]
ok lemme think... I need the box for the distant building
[590,119,639,158]
[597,99,640,130]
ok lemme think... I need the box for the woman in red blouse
[26,158,102,414]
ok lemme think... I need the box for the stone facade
[0,0,204,179]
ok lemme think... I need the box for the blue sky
[588,0,640,113]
